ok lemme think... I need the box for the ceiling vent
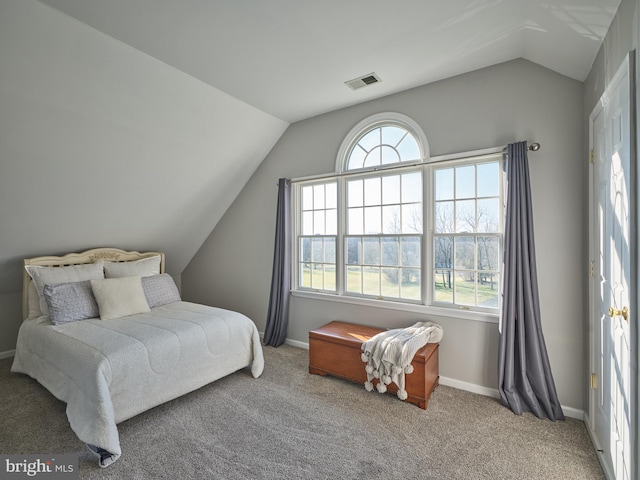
[345,72,382,90]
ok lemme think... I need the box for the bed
[11,247,264,467]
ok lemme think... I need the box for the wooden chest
[309,321,439,409]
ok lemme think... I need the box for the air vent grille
[345,72,381,90]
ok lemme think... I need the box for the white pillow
[27,281,42,319]
[25,260,105,316]
[104,255,161,278]
[90,276,151,320]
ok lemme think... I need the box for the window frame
[291,114,503,324]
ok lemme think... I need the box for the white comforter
[11,301,264,465]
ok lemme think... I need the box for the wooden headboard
[22,247,165,320]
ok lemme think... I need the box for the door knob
[608,306,629,321]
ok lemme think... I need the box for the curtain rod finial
[528,142,540,151]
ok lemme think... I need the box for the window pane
[346,237,361,264]
[455,236,475,269]
[363,267,380,295]
[300,264,311,288]
[313,210,325,235]
[359,128,380,151]
[300,238,311,262]
[348,179,363,207]
[302,211,313,235]
[397,134,421,161]
[382,175,400,204]
[313,184,325,209]
[477,236,499,271]
[477,198,499,233]
[325,182,337,209]
[381,145,400,165]
[382,205,401,234]
[346,265,362,293]
[326,209,337,235]
[401,172,421,203]
[348,208,363,234]
[434,236,453,268]
[434,201,454,233]
[363,237,380,265]
[478,275,499,308]
[348,145,366,170]
[381,237,399,266]
[402,203,422,233]
[364,177,381,206]
[311,237,323,262]
[324,238,336,263]
[455,271,476,306]
[323,265,336,291]
[381,126,405,147]
[435,168,454,200]
[456,165,475,199]
[381,268,400,298]
[365,147,381,167]
[364,206,381,234]
[302,185,313,210]
[455,199,475,233]
[401,237,421,267]
[477,162,500,197]
[401,268,421,300]
[434,270,453,303]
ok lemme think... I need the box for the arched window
[337,113,429,172]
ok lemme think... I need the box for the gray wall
[183,59,586,411]
[0,0,287,353]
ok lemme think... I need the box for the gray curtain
[264,178,291,347]
[498,141,564,421]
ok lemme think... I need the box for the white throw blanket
[360,322,443,400]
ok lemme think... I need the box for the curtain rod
[283,141,541,185]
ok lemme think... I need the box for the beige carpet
[0,344,604,479]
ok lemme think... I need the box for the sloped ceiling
[0,0,620,296]
[0,0,287,294]
[38,0,620,122]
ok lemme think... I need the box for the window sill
[290,290,499,324]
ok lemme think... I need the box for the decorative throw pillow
[90,276,151,320]
[141,274,181,308]
[103,255,161,278]
[43,281,99,325]
[25,260,105,317]
[27,282,42,319]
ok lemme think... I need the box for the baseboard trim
[286,337,584,420]
[0,349,15,360]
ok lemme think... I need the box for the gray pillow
[141,274,181,308]
[43,281,99,325]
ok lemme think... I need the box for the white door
[589,52,634,480]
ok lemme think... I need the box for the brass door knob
[608,306,629,321]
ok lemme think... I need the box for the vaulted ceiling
[0,0,621,297]
[39,0,620,122]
